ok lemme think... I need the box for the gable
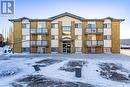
[52,16,82,26]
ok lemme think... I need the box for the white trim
[51,40,58,47]
[104,19,111,23]
[104,40,112,47]
[51,28,58,35]
[22,19,30,23]
[75,40,82,47]
[75,28,82,35]
[104,29,111,35]
[22,41,30,47]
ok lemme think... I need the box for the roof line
[9,12,125,22]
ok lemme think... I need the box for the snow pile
[59,60,87,72]
[14,75,93,87]
[38,58,130,87]
[121,49,130,56]
[98,63,130,81]
[0,46,12,55]
[0,66,21,78]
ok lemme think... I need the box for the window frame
[88,24,96,29]
[104,47,111,53]
[22,35,30,41]
[103,23,111,29]
[75,23,82,28]
[22,23,30,29]
[62,26,71,32]
[38,22,46,29]
[51,23,58,28]
[51,35,58,40]
[22,47,30,53]
[104,35,111,40]
[51,47,58,52]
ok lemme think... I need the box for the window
[75,23,82,28]
[103,23,111,28]
[75,35,82,40]
[62,26,71,31]
[75,47,82,52]
[22,23,30,29]
[51,23,58,28]
[37,28,48,33]
[104,35,111,40]
[22,35,30,40]
[51,35,55,40]
[104,47,111,53]
[62,26,71,36]
[87,35,96,40]
[38,22,46,29]
[51,35,58,40]
[51,47,58,52]
[22,47,30,53]
[42,37,46,40]
[88,24,96,29]
[22,19,30,29]
[37,35,42,40]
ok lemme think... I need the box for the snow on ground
[121,49,130,56]
[0,53,130,87]
[38,57,130,87]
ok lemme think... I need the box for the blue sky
[0,0,130,39]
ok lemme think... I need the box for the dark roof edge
[8,13,125,22]
[8,17,51,22]
[48,12,86,21]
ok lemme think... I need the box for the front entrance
[62,41,71,53]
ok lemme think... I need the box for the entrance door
[62,41,71,53]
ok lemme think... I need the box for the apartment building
[9,12,124,54]
[0,34,4,47]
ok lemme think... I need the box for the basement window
[51,47,58,52]
[104,47,111,53]
[75,23,82,28]
[22,47,30,53]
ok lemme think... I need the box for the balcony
[85,29,103,34]
[85,40,103,47]
[31,28,48,34]
[31,40,48,46]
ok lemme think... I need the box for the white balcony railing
[31,28,48,34]
[31,40,48,46]
[85,41,103,47]
[85,29,96,33]
[85,29,103,34]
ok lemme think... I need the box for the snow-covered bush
[0,46,12,55]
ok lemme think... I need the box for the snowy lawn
[0,54,130,87]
